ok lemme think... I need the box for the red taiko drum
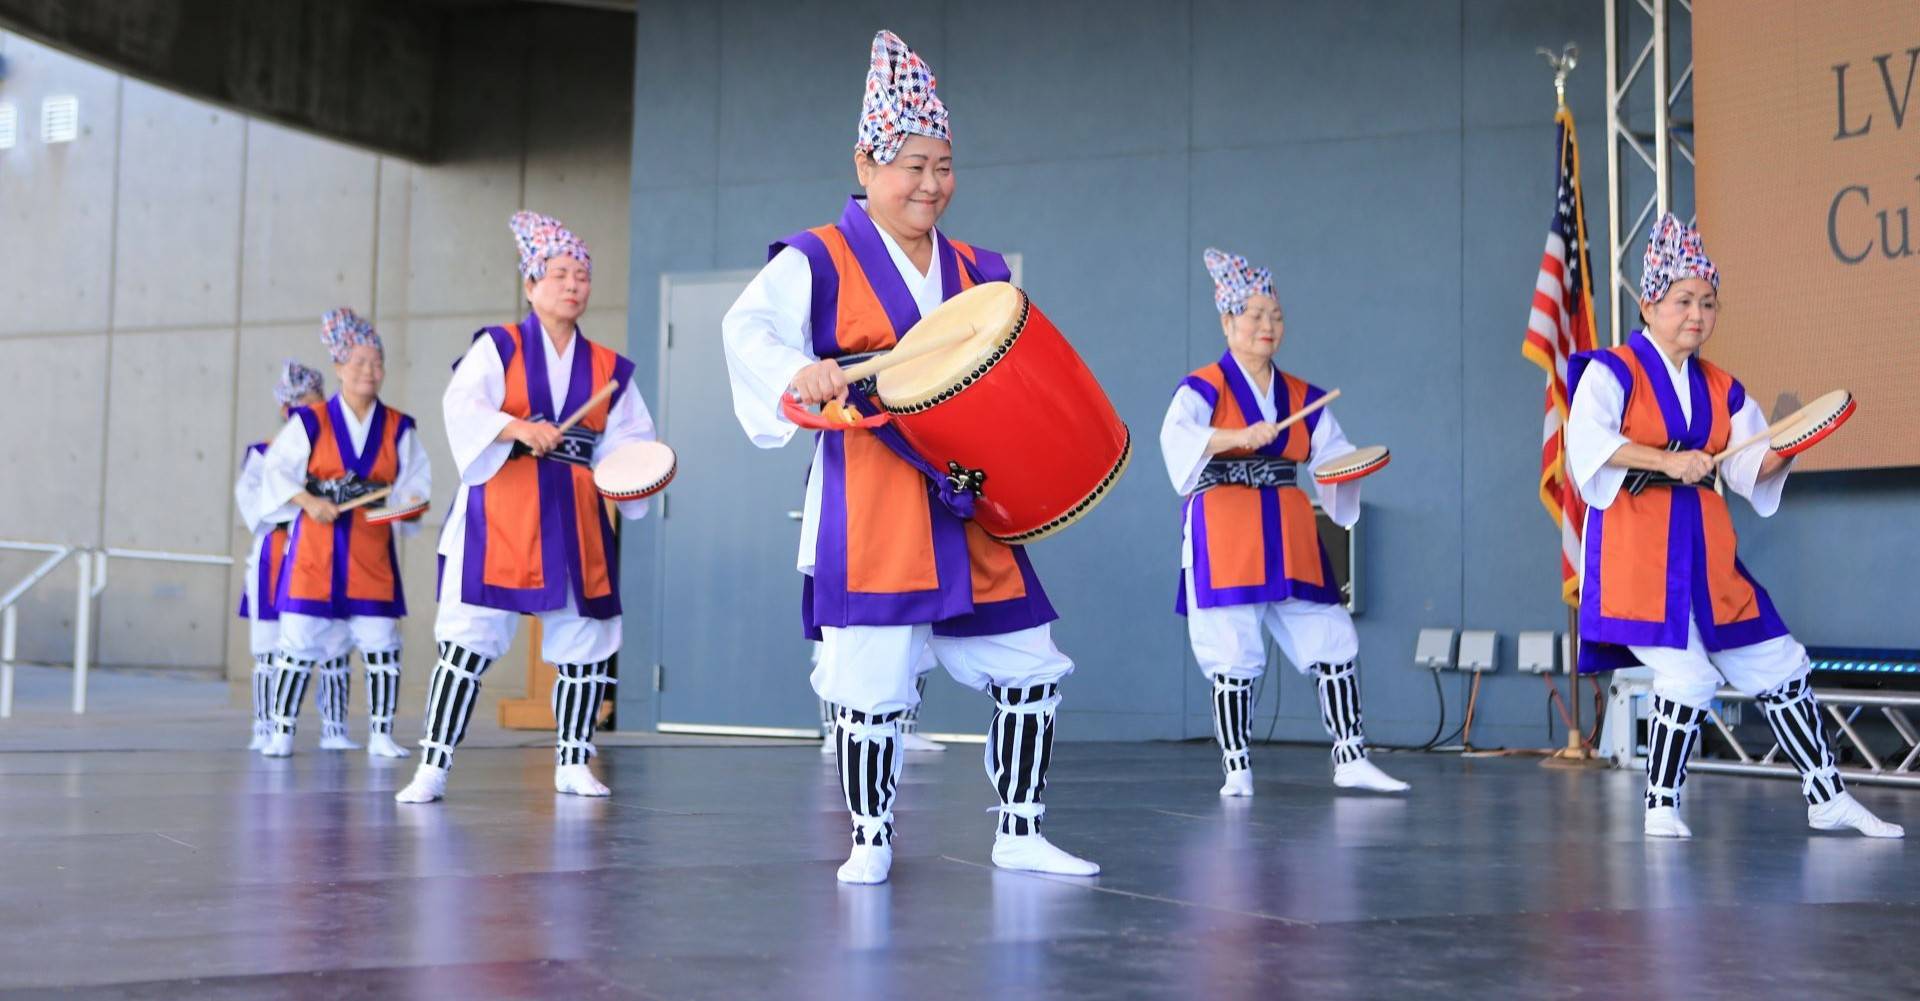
[874,282,1130,543]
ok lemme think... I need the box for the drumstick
[556,381,619,435]
[1711,410,1803,467]
[1267,389,1342,435]
[839,323,980,383]
[336,487,392,513]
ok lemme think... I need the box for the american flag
[1521,106,1597,606]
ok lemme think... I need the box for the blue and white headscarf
[1203,247,1276,316]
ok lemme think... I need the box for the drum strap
[306,474,390,505]
[841,380,983,521]
[1196,456,1297,491]
[1625,443,1718,495]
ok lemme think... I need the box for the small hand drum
[1313,445,1391,485]
[593,441,676,501]
[1769,390,1856,458]
[363,497,430,525]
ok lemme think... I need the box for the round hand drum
[364,497,429,525]
[593,441,677,501]
[1312,445,1391,485]
[874,282,1131,544]
[1769,390,1855,458]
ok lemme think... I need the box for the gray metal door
[655,272,818,734]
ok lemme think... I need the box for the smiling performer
[1567,213,1899,839]
[260,310,431,759]
[395,211,658,804]
[722,30,1098,885]
[235,360,325,749]
[1159,248,1407,798]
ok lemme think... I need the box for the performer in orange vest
[723,30,1097,885]
[1159,249,1407,797]
[395,211,658,804]
[259,310,431,759]
[1566,213,1899,839]
[234,360,324,749]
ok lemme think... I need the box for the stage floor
[2,715,1917,999]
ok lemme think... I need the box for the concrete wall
[623,0,1917,748]
[0,9,634,715]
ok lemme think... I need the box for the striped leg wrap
[419,643,494,770]
[553,659,615,766]
[900,675,928,736]
[1211,676,1254,774]
[363,648,402,736]
[1645,696,1706,809]
[251,654,275,737]
[1313,660,1367,766]
[1756,676,1845,806]
[836,707,903,847]
[986,682,1059,837]
[268,654,316,735]
[315,656,352,741]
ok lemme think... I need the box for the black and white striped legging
[987,682,1059,837]
[315,657,351,739]
[418,642,494,770]
[1211,676,1254,773]
[1645,695,1706,809]
[1756,676,1844,806]
[363,648,401,736]
[269,653,348,736]
[553,659,615,766]
[835,707,903,847]
[823,676,930,738]
[250,654,274,732]
[1314,660,1367,766]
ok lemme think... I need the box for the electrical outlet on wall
[1458,630,1498,673]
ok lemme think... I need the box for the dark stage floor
[3,724,1917,1000]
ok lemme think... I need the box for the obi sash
[236,441,289,621]
[455,315,633,619]
[774,195,1056,638]
[1175,354,1340,614]
[276,397,412,619]
[1568,330,1789,672]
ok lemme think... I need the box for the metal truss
[1603,0,1694,347]
[1695,686,1920,789]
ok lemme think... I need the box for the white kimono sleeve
[722,246,819,449]
[1719,396,1791,516]
[1302,408,1362,528]
[593,382,660,521]
[1565,364,1633,510]
[1158,384,1217,496]
[259,416,316,512]
[385,426,434,538]
[443,337,517,487]
[234,447,296,534]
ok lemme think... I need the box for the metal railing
[0,540,232,717]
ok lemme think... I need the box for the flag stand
[1533,41,1611,771]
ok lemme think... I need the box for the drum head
[875,282,1024,409]
[1313,445,1391,484]
[594,441,676,500]
[1770,389,1855,458]
[364,497,429,525]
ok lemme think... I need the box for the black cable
[1371,667,1448,752]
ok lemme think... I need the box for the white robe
[1158,357,1365,678]
[233,442,296,655]
[1564,346,1805,709]
[433,325,656,665]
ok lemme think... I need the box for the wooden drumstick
[556,381,619,435]
[1267,388,1342,435]
[839,323,980,383]
[1711,410,1802,467]
[336,487,392,513]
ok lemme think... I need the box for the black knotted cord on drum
[945,461,987,497]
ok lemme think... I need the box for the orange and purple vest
[235,441,290,622]
[454,316,633,619]
[1175,354,1340,613]
[775,195,1055,637]
[1568,331,1788,672]
[275,398,413,619]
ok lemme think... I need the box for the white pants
[1633,619,1809,709]
[433,540,620,664]
[277,612,401,661]
[1184,568,1358,680]
[813,623,1074,717]
[248,616,280,657]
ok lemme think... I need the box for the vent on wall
[41,95,78,143]
[0,102,16,149]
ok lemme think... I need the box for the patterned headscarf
[273,360,324,406]
[855,30,950,165]
[510,210,593,282]
[1640,212,1718,303]
[319,307,381,364]
[1203,247,1277,316]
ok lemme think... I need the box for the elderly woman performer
[234,360,325,749]
[260,310,431,759]
[723,30,1098,885]
[1159,248,1408,798]
[1566,212,1900,839]
[395,211,658,804]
